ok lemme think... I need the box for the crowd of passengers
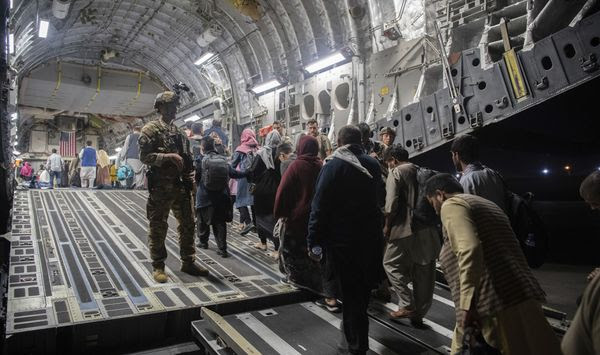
[16,112,599,355]
[185,118,599,355]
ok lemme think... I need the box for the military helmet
[153,91,178,109]
[379,126,396,137]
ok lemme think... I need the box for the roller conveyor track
[6,189,301,353]
[192,296,455,355]
[7,189,566,354]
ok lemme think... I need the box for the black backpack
[504,191,548,269]
[201,153,229,191]
[245,151,261,184]
[490,169,548,269]
[411,166,441,229]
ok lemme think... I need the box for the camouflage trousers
[146,183,195,269]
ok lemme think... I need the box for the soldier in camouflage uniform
[139,91,209,283]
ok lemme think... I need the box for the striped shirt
[439,194,545,319]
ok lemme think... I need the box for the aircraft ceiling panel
[19,62,163,117]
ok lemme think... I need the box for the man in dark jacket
[195,136,245,258]
[307,125,386,355]
[203,119,229,147]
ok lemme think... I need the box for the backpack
[20,164,32,178]
[117,164,133,181]
[488,168,548,269]
[201,153,229,191]
[243,151,260,183]
[411,166,440,228]
[505,191,548,269]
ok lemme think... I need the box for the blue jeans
[49,170,61,188]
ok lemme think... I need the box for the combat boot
[181,262,209,276]
[153,268,168,283]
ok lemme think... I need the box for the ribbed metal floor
[7,189,294,336]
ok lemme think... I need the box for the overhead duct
[52,0,71,20]
[529,0,588,42]
[196,24,223,47]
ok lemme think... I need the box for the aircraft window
[591,37,600,47]
[478,81,486,90]
[485,104,493,113]
[318,90,331,114]
[393,120,399,127]
[451,68,458,77]
[458,116,466,124]
[406,140,412,147]
[405,114,411,122]
[303,95,314,118]
[334,83,350,109]
[472,58,480,67]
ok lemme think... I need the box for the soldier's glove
[163,153,183,172]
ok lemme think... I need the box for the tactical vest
[143,120,193,182]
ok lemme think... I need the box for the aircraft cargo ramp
[6,189,305,354]
[5,189,568,354]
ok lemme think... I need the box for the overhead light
[108,155,118,160]
[541,168,549,175]
[38,20,49,38]
[14,135,18,140]
[9,0,12,9]
[194,52,214,66]
[251,79,283,94]
[13,141,18,146]
[8,33,14,54]
[11,113,17,120]
[115,147,122,152]
[184,114,201,122]
[304,51,347,73]
[564,165,571,171]
[13,150,20,156]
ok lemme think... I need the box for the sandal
[253,242,267,251]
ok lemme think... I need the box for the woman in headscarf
[231,128,259,234]
[274,135,324,291]
[19,161,33,181]
[249,129,283,253]
[96,149,111,186]
[69,155,81,187]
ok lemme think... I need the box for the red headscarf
[273,135,322,234]
[296,135,320,165]
[235,128,259,154]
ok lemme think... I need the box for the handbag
[460,327,501,355]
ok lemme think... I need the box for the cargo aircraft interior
[0,0,599,354]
